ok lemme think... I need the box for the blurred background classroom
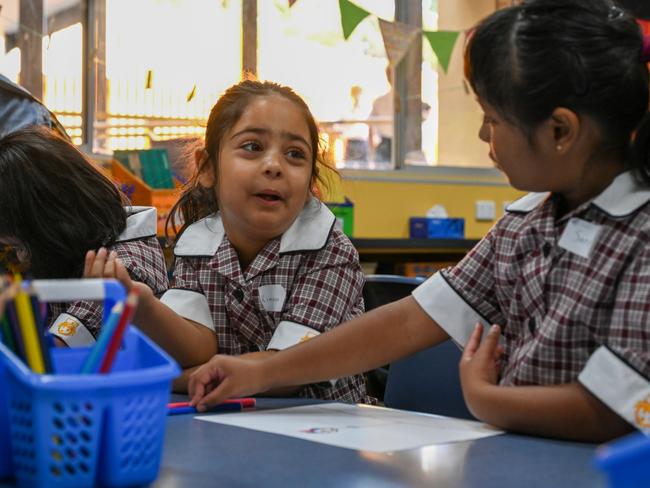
[1,0,598,277]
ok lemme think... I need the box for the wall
[340,169,523,239]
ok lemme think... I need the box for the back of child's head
[465,0,650,181]
[0,126,128,278]
[167,79,330,238]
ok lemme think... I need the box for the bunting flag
[338,0,371,40]
[288,0,298,6]
[378,18,421,69]
[423,30,460,73]
[186,84,197,102]
[144,70,153,90]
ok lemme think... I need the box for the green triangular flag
[339,0,370,40]
[423,30,460,73]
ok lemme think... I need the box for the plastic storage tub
[0,279,179,487]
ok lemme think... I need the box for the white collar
[116,206,158,242]
[174,198,336,257]
[505,172,650,217]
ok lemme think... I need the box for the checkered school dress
[413,172,650,432]
[48,207,168,346]
[160,199,368,403]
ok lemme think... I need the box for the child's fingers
[83,250,96,277]
[461,323,484,361]
[194,380,234,411]
[103,251,117,277]
[475,324,501,360]
[494,344,505,361]
[188,361,221,406]
[88,247,108,277]
[114,258,134,290]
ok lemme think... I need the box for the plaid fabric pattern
[171,225,369,403]
[443,193,650,386]
[48,236,169,337]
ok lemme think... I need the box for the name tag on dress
[558,218,602,258]
[259,284,286,312]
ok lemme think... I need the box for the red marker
[168,398,256,409]
[99,288,140,373]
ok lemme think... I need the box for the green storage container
[327,199,354,237]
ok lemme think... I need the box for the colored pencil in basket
[28,288,53,374]
[0,313,15,353]
[5,300,26,361]
[80,300,124,374]
[13,274,45,374]
[99,288,140,373]
[167,402,247,416]
[168,398,256,409]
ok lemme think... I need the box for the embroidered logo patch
[57,319,79,336]
[634,395,650,429]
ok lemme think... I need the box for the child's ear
[195,148,215,188]
[549,107,579,155]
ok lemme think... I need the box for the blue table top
[153,398,605,488]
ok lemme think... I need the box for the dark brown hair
[166,79,333,239]
[465,0,650,182]
[0,126,128,278]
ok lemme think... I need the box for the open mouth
[255,192,282,202]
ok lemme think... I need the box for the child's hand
[84,248,134,291]
[459,323,504,416]
[188,355,268,411]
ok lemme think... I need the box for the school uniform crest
[57,318,79,336]
[635,395,650,429]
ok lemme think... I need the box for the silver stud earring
[556,144,563,152]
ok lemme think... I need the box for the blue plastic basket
[594,431,650,487]
[0,279,180,487]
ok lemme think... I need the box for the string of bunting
[337,0,461,73]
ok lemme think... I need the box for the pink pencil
[168,398,256,409]
[99,288,140,373]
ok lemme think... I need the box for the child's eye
[287,149,307,160]
[483,114,496,125]
[241,141,263,152]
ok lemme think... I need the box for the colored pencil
[80,300,124,374]
[0,314,15,353]
[167,398,256,409]
[13,275,45,374]
[167,402,245,416]
[5,301,26,361]
[29,291,52,373]
[99,288,140,373]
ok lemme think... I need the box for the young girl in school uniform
[0,126,168,346]
[186,0,650,441]
[86,80,368,402]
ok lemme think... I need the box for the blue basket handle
[30,279,126,324]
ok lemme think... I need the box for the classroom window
[257,0,395,170]
[93,0,242,153]
[417,0,499,168]
[0,0,83,144]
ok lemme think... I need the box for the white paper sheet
[196,403,503,452]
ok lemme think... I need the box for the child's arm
[188,296,449,409]
[85,249,217,367]
[460,324,633,442]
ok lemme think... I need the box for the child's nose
[478,121,490,143]
[263,154,283,177]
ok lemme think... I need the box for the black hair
[465,0,650,183]
[166,79,334,239]
[0,126,128,278]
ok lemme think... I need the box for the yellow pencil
[13,274,45,374]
